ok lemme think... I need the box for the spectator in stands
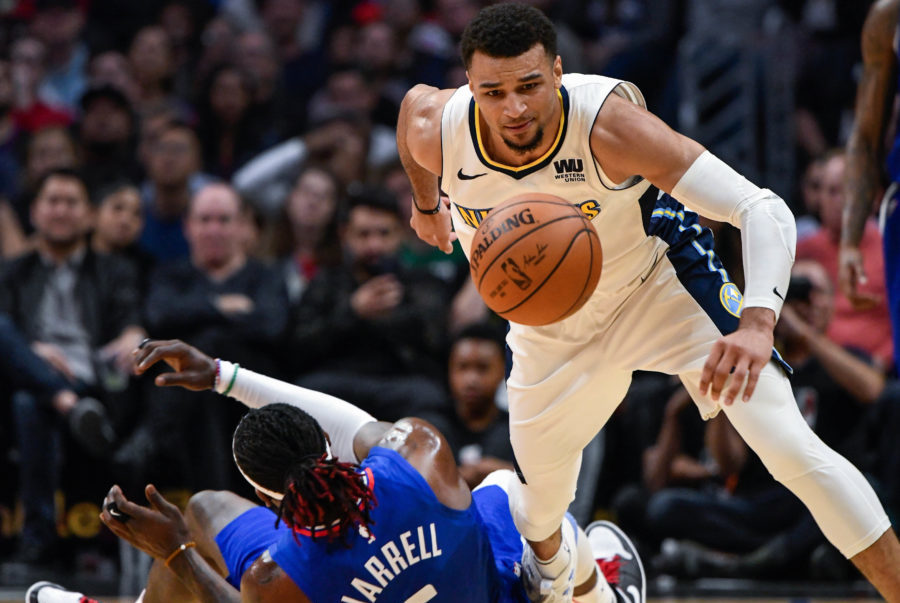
[9,36,72,133]
[128,25,175,113]
[138,121,213,262]
[797,150,893,367]
[0,58,22,204]
[235,30,287,140]
[90,180,153,291]
[290,183,449,421]
[77,85,140,190]
[88,50,141,106]
[268,164,342,305]
[141,182,288,492]
[0,168,145,566]
[421,322,514,488]
[233,115,371,216]
[796,155,826,241]
[258,0,327,130]
[196,65,271,179]
[29,0,89,112]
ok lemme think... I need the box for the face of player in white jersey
[466,43,563,164]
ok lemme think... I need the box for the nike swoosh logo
[773,286,784,300]
[457,169,487,180]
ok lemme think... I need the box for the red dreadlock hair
[232,403,377,545]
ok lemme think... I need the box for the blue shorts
[214,506,286,589]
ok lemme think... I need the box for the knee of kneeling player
[753,429,834,484]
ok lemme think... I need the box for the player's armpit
[241,551,311,603]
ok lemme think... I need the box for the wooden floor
[0,597,885,602]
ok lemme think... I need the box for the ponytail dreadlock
[232,403,377,545]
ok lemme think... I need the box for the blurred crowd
[0,0,896,589]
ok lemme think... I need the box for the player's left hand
[100,484,191,561]
[700,307,774,405]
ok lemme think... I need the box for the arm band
[214,361,375,462]
[671,151,796,318]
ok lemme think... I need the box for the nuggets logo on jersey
[456,199,601,231]
[719,283,743,317]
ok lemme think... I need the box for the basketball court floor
[0,596,886,602]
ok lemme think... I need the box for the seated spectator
[77,84,141,190]
[128,25,175,113]
[138,121,214,263]
[0,59,22,203]
[0,168,145,566]
[233,113,392,216]
[268,164,342,305]
[90,180,154,291]
[88,50,140,107]
[141,182,288,492]
[12,125,79,231]
[196,65,273,179]
[9,36,72,133]
[421,322,514,488]
[797,149,893,367]
[290,183,449,421]
[28,0,89,113]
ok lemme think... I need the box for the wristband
[165,541,197,568]
[223,363,239,396]
[412,195,441,215]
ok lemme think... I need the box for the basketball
[469,193,602,326]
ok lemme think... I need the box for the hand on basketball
[133,339,217,391]
[700,308,774,405]
[100,484,191,561]
[410,195,457,254]
[838,245,881,310]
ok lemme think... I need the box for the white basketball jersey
[441,73,668,298]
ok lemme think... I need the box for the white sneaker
[521,519,577,602]
[25,581,98,603]
[586,521,645,603]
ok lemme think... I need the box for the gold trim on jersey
[474,89,565,173]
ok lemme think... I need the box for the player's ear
[553,56,562,88]
[467,72,473,93]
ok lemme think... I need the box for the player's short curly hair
[460,3,557,69]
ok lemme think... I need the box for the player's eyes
[522,83,537,90]
[485,90,501,97]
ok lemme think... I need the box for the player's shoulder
[404,84,460,121]
[864,0,900,38]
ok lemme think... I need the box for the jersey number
[405,585,437,602]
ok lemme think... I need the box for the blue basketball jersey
[268,447,506,602]
[887,16,900,183]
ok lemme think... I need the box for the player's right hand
[838,245,881,310]
[410,196,458,254]
[133,339,216,391]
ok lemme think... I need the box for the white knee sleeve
[722,366,890,558]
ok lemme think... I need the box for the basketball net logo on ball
[470,193,602,326]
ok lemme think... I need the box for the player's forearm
[168,549,242,603]
[806,332,886,404]
[214,361,375,462]
[397,89,441,211]
[843,132,882,247]
[672,151,796,318]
